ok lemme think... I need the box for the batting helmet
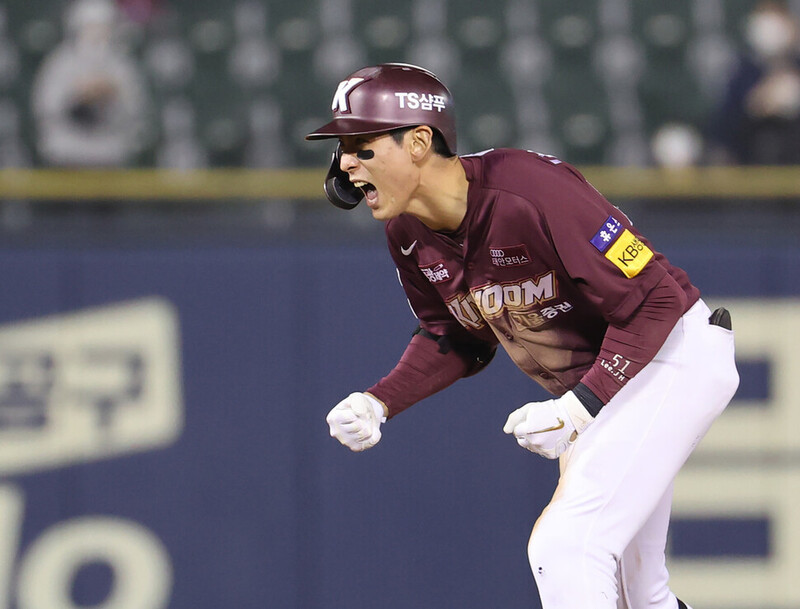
[306,63,457,209]
[306,63,457,153]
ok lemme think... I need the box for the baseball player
[306,63,739,609]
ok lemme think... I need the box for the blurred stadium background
[0,1,799,608]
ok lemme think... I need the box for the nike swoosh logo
[400,240,417,256]
[531,418,565,434]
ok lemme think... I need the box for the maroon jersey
[385,148,699,399]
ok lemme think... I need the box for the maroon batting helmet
[306,63,457,155]
[306,63,458,210]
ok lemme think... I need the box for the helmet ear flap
[323,143,363,210]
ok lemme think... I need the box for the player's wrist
[363,392,388,423]
[559,391,594,435]
[571,382,605,417]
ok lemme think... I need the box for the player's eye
[340,135,379,159]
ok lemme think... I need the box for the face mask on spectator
[746,9,798,60]
[746,11,796,59]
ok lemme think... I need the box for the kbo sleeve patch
[604,229,653,278]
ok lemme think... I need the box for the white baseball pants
[528,299,739,609]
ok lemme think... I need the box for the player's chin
[368,201,396,222]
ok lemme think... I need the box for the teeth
[353,181,367,188]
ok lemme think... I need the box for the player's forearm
[580,274,695,405]
[365,333,473,419]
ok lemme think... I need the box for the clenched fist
[503,391,594,459]
[326,392,387,452]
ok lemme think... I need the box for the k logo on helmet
[331,77,365,113]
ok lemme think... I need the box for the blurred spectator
[31,0,151,167]
[708,0,800,164]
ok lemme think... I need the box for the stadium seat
[8,0,800,168]
[352,0,413,65]
[553,78,610,162]
[446,0,505,73]
[629,3,705,136]
[449,64,517,153]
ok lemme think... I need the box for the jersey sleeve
[527,158,690,402]
[366,332,474,418]
[512,159,664,322]
[579,273,690,403]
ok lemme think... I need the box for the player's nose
[339,150,359,173]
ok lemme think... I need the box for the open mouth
[353,181,378,205]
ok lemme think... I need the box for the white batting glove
[503,391,594,459]
[326,392,387,452]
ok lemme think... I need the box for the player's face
[338,132,418,221]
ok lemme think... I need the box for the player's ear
[408,126,433,161]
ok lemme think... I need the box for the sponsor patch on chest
[489,244,531,267]
[419,260,452,284]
